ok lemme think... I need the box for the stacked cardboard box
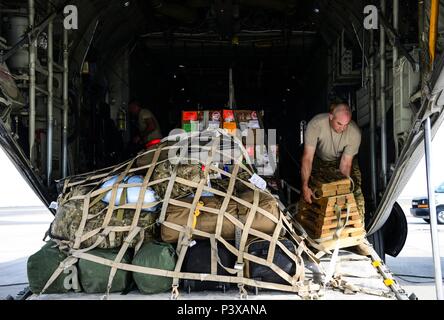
[182,110,223,132]
[222,109,237,134]
[182,111,201,132]
[181,109,262,135]
[236,110,261,135]
[180,109,277,176]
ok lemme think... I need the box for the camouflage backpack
[151,162,203,199]
[49,186,159,249]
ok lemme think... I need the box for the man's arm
[339,154,353,177]
[340,122,361,177]
[301,145,316,204]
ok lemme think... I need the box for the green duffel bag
[132,241,176,294]
[27,241,80,294]
[78,248,133,293]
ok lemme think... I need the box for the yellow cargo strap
[429,0,439,66]
[89,191,108,208]
[192,201,204,229]
[384,278,395,286]
[372,260,382,268]
[116,188,128,221]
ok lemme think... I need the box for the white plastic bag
[101,175,159,212]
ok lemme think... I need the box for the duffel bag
[160,196,238,243]
[161,192,281,243]
[135,140,179,168]
[132,241,176,294]
[78,248,133,293]
[237,190,280,235]
[50,186,159,249]
[244,238,298,285]
[27,241,80,294]
[151,162,203,199]
[181,240,235,292]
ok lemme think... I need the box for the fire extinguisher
[117,108,126,131]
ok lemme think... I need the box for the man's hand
[302,185,314,204]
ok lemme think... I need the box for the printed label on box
[223,110,235,122]
[183,121,200,132]
[208,121,220,129]
[182,111,198,121]
[223,121,237,134]
[210,111,221,122]
[248,119,260,129]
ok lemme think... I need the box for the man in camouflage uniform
[300,102,366,225]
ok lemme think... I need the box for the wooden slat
[300,214,363,230]
[319,220,363,231]
[302,223,365,239]
[314,179,350,191]
[314,234,366,251]
[315,227,365,239]
[297,210,360,225]
[311,193,354,207]
[307,206,359,217]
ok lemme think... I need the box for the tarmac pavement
[0,201,443,300]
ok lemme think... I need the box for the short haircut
[331,102,352,116]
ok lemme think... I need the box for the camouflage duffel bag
[149,155,251,200]
[49,187,159,249]
[135,140,176,168]
[151,162,203,199]
[209,170,252,194]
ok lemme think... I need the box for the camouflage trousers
[303,156,366,226]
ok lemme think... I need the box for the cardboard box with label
[222,109,237,134]
[205,110,222,129]
[235,110,261,137]
[182,111,202,132]
[182,110,223,132]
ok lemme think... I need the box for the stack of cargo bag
[28,129,321,299]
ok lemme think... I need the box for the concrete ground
[0,206,52,299]
[386,199,444,300]
[0,206,394,300]
[0,200,443,300]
